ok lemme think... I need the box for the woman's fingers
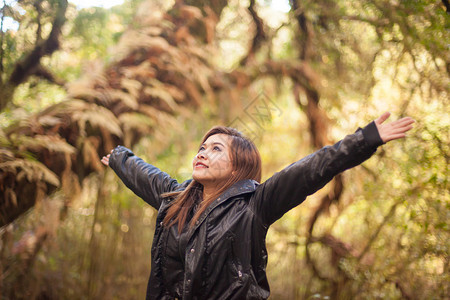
[375,112,391,125]
[101,153,111,166]
[101,157,109,166]
[384,124,414,142]
[392,117,415,127]
[390,118,415,134]
[388,119,413,130]
[396,121,415,132]
[375,113,415,143]
[101,149,115,166]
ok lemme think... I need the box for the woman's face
[192,134,233,186]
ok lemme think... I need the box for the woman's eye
[198,146,205,152]
[213,146,221,151]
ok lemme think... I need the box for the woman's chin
[193,174,218,186]
[192,172,207,183]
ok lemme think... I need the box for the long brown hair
[162,126,262,233]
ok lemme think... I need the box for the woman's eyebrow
[201,142,225,147]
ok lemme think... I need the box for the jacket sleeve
[251,121,383,226]
[108,146,181,210]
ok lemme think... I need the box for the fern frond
[142,26,163,36]
[139,105,178,131]
[66,62,108,99]
[71,101,123,138]
[144,87,178,111]
[0,148,15,162]
[118,112,155,132]
[121,78,142,98]
[4,188,17,207]
[0,160,60,187]
[12,135,76,154]
[122,61,156,80]
[115,33,173,61]
[102,89,139,110]
[68,86,106,103]
[0,128,11,147]
[37,115,63,127]
[81,137,103,171]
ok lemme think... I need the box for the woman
[101,112,414,300]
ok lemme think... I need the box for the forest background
[0,0,448,299]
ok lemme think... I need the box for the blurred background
[0,0,448,299]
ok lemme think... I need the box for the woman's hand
[375,112,415,143]
[101,150,113,166]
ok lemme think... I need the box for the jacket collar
[215,179,259,202]
[179,179,258,204]
[185,179,259,242]
[197,179,259,220]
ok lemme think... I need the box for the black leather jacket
[109,122,383,300]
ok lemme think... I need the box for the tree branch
[289,0,314,61]
[34,0,44,43]
[33,64,66,86]
[0,0,68,112]
[357,201,400,261]
[357,184,421,261]
[8,0,67,86]
[239,0,266,66]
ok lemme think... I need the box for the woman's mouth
[195,162,208,168]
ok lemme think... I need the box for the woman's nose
[197,151,207,160]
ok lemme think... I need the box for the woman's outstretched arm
[101,146,181,210]
[251,112,414,226]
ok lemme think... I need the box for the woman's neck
[202,182,223,202]
[202,185,215,202]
